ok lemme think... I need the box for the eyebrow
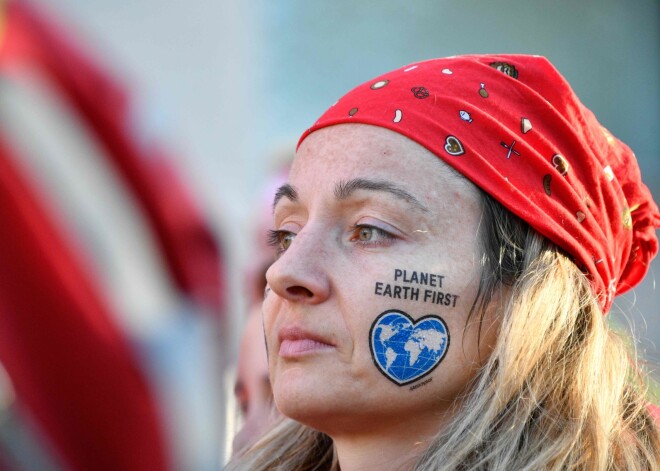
[272,178,429,213]
[272,184,298,211]
[335,178,429,213]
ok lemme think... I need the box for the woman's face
[264,124,498,436]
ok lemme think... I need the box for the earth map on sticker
[370,310,448,385]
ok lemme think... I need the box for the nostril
[285,285,314,298]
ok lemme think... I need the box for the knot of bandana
[298,54,660,313]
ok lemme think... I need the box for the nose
[265,229,331,304]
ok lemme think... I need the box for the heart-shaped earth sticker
[444,135,465,156]
[370,310,449,386]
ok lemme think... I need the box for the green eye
[359,227,374,241]
[281,233,295,250]
[267,229,296,254]
[350,224,395,246]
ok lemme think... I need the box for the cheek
[352,263,487,392]
[459,305,499,367]
[261,296,280,360]
[364,265,471,317]
[438,303,499,393]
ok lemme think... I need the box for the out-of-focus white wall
[32,0,660,464]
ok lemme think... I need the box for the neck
[330,413,446,471]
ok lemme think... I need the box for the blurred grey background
[33,0,660,462]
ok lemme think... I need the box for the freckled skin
[264,124,499,464]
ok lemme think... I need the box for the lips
[278,326,335,358]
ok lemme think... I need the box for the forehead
[291,124,478,204]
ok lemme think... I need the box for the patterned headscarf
[298,54,659,313]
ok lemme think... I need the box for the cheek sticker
[369,310,449,386]
[373,268,460,307]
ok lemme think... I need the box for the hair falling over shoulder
[227,193,659,471]
[227,416,335,471]
[412,194,660,470]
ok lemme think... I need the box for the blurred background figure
[232,156,290,455]
[0,1,226,469]
[231,305,272,456]
[242,157,291,311]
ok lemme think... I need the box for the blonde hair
[228,194,659,471]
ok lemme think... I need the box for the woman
[228,55,659,470]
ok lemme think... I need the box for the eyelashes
[267,229,294,256]
[266,229,281,248]
[267,224,396,256]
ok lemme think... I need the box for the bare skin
[264,124,498,470]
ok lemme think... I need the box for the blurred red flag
[0,0,225,469]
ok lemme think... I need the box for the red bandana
[298,55,659,313]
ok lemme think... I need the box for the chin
[273,386,347,431]
[275,383,325,418]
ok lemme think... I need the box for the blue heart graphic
[369,310,449,386]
